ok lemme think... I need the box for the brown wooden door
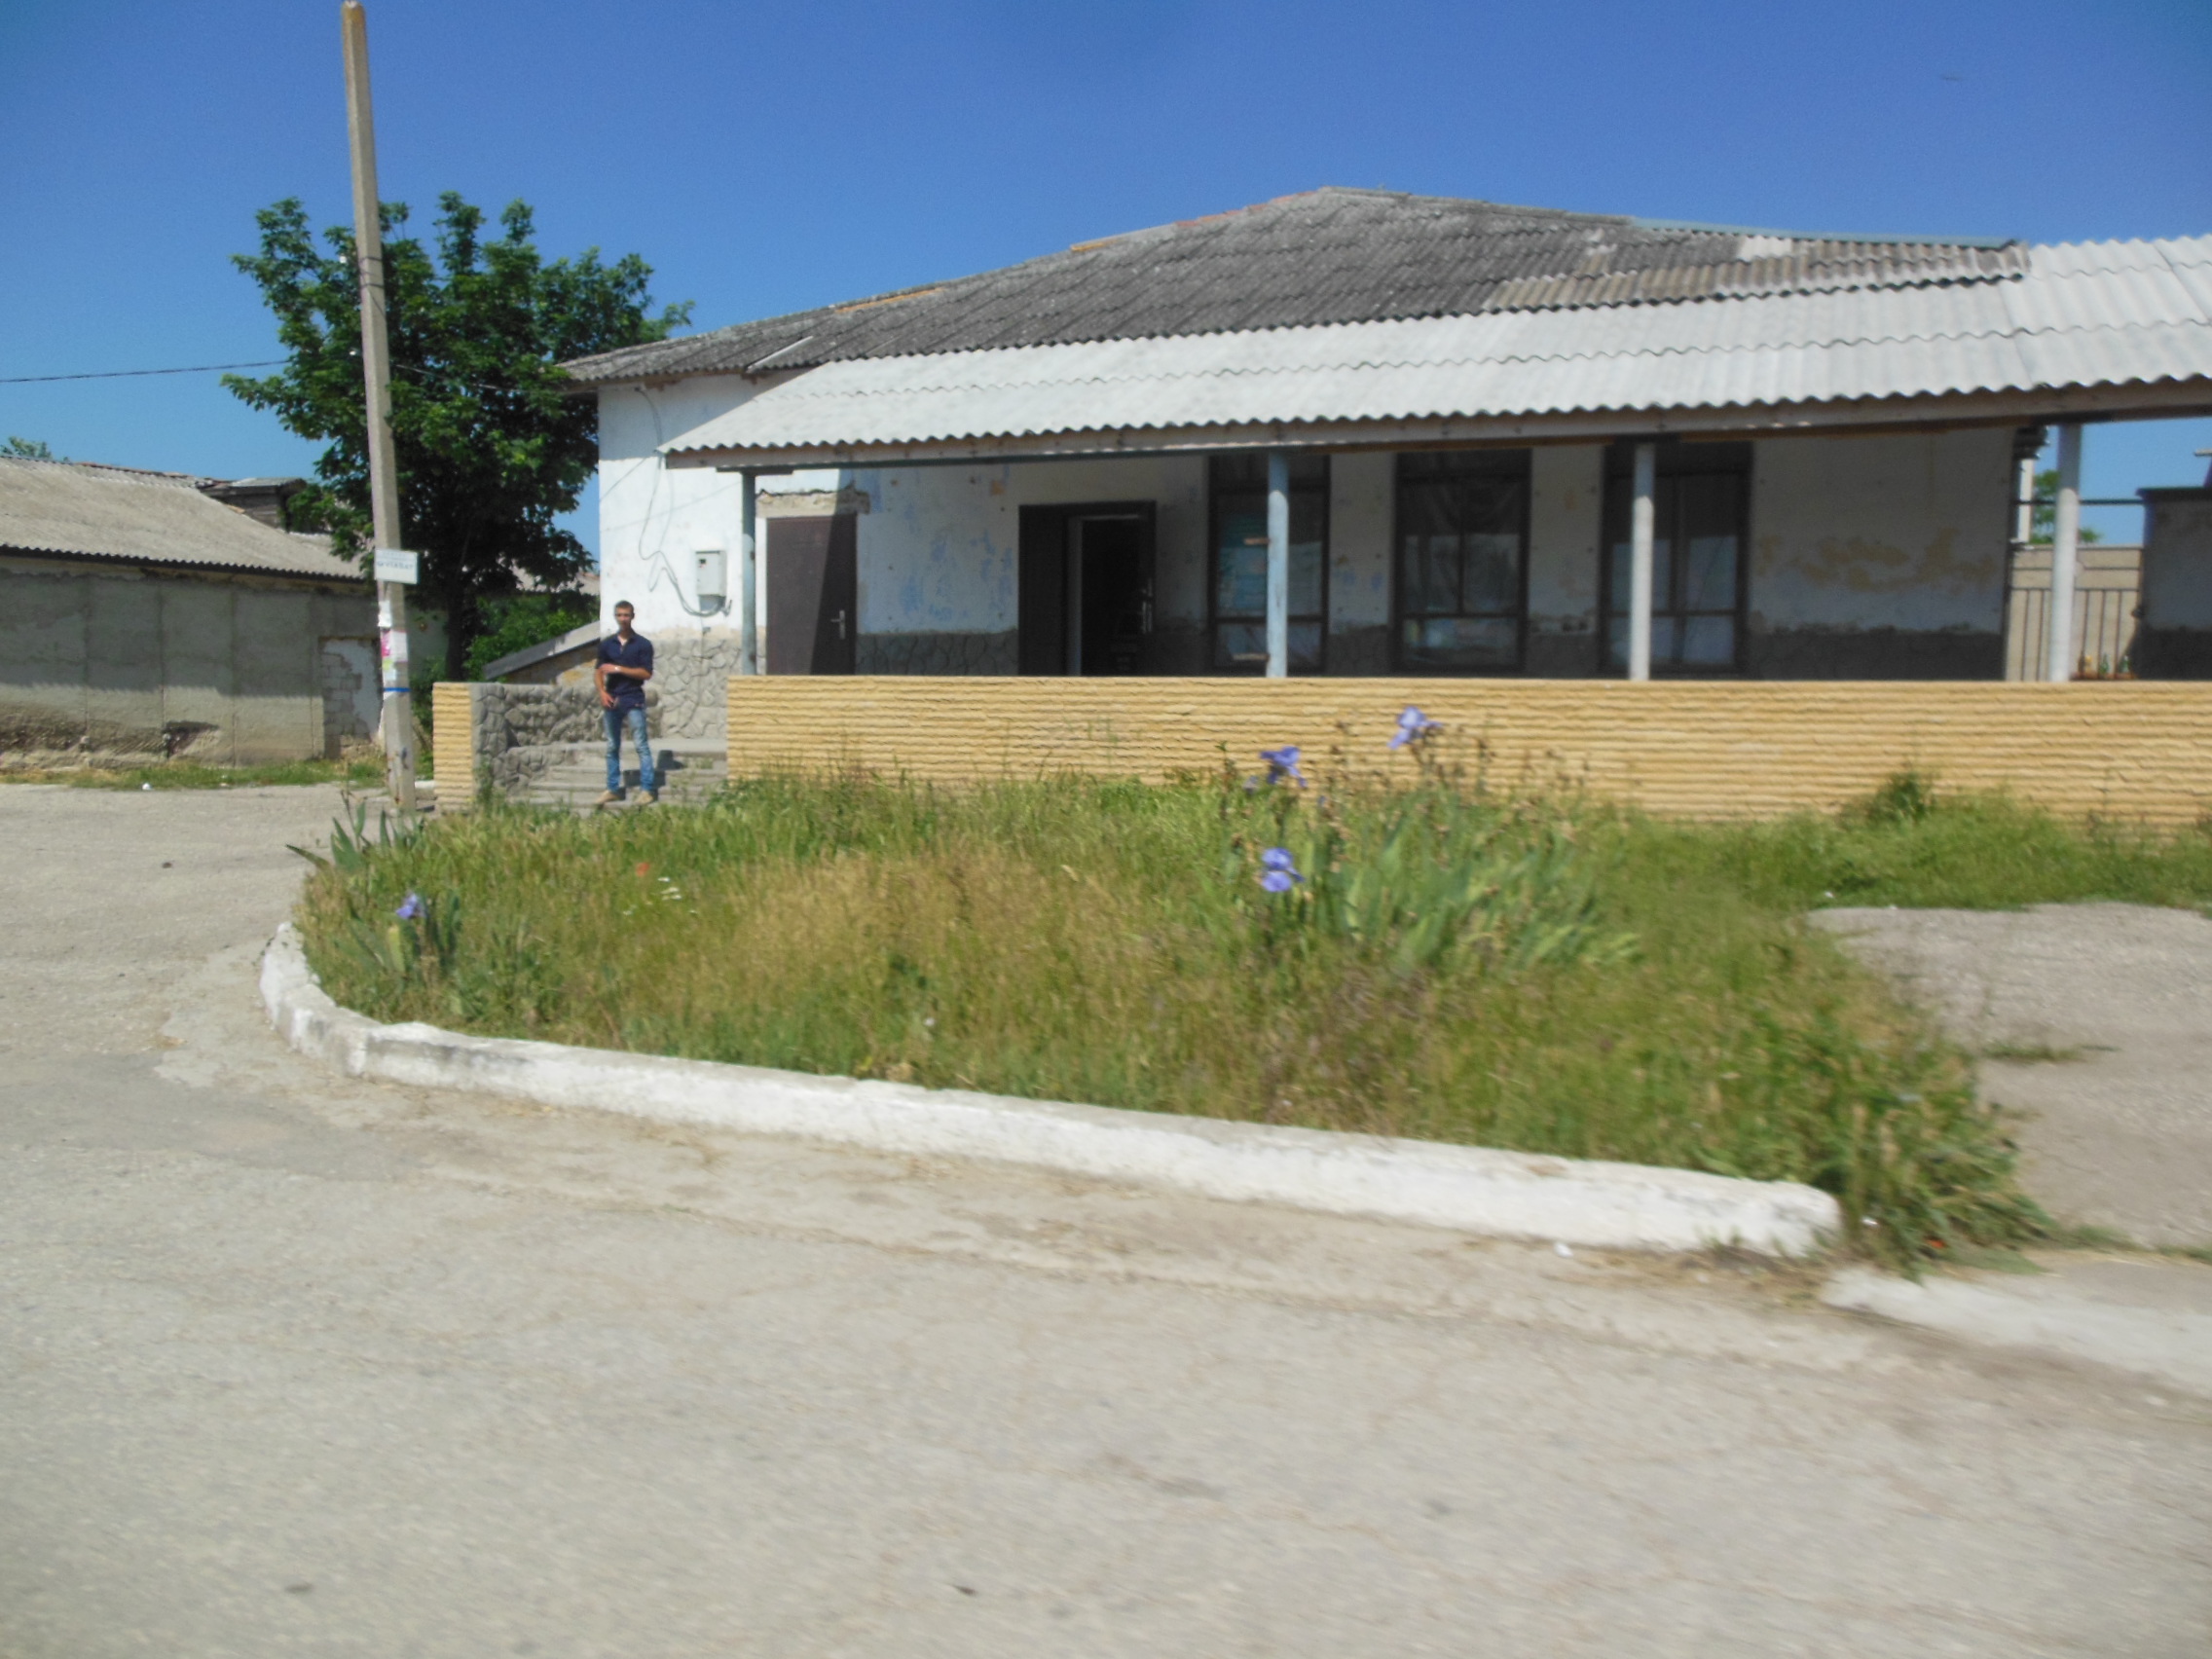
[767,515,858,675]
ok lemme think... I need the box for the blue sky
[3,0,2207,550]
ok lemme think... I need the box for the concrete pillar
[2046,424,2083,682]
[738,470,759,676]
[1266,450,1290,680]
[1628,442,1656,682]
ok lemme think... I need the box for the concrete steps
[512,746,727,811]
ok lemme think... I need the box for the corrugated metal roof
[0,459,362,579]
[659,237,2212,459]
[569,188,2028,386]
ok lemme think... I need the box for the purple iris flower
[1258,847,1303,893]
[394,893,423,920]
[1389,705,1441,750]
[1259,745,1306,785]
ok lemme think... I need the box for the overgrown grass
[290,761,2212,1270]
[2,756,395,790]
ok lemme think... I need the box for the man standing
[596,601,656,807]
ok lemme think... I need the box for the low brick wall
[725,678,2212,825]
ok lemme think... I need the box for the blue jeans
[605,705,655,794]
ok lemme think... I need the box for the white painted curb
[261,925,1839,1257]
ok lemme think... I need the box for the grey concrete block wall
[0,558,372,764]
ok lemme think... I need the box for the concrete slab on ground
[1815,903,2212,1248]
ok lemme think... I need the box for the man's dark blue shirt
[598,631,653,713]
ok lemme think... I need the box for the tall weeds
[287,753,2209,1270]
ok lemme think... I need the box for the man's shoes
[635,790,658,806]
[595,790,622,807]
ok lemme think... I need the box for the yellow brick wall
[726,677,2212,825]
[431,682,476,804]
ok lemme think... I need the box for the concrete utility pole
[342,0,417,809]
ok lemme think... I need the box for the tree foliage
[2,436,55,460]
[2030,467,2103,545]
[226,194,688,677]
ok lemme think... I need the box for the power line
[0,360,285,386]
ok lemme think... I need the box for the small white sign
[373,547,419,584]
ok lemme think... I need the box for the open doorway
[1017,502,1156,675]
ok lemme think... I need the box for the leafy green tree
[2,436,55,459]
[2031,467,2103,545]
[226,194,688,678]
[462,591,599,680]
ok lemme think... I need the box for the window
[1209,454,1328,672]
[1602,443,1751,673]
[1395,450,1530,673]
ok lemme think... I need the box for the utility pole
[342,0,417,810]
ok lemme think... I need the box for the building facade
[570,191,2212,736]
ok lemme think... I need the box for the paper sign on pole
[373,547,419,584]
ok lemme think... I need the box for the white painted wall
[849,456,1208,636]
[1751,429,2011,632]
[601,377,2016,678]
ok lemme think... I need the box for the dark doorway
[1017,502,1155,675]
[766,515,857,675]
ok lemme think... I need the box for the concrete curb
[261,925,1840,1257]
[1823,1267,2212,1397]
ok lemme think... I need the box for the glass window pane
[1291,538,1325,617]
[1214,621,1324,672]
[1403,616,1517,672]
[1605,535,1673,614]
[1215,503,1269,617]
[1679,615,1735,665]
[1398,482,1459,615]
[1650,614,1678,665]
[1462,531,1521,614]
[1214,621,1269,669]
[1677,472,1740,611]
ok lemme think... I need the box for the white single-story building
[563,190,2212,734]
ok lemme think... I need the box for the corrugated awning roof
[659,235,2212,465]
[566,188,2031,386]
[0,459,362,579]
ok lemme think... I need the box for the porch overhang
[655,232,2212,471]
[662,380,2212,472]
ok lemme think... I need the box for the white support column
[1628,442,1656,682]
[1265,451,1290,680]
[737,470,759,676]
[2046,424,2083,682]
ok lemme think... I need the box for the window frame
[1389,448,1533,676]
[1205,453,1331,675]
[1598,440,1752,677]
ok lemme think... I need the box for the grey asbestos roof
[564,188,2029,385]
[660,234,2212,462]
[0,458,362,579]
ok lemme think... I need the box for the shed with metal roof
[0,457,380,764]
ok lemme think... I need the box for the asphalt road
[2,786,2207,1657]
[1817,903,2212,1247]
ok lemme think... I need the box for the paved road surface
[2,787,2207,1657]
[1817,903,2212,1247]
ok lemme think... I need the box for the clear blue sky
[4,0,2207,550]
